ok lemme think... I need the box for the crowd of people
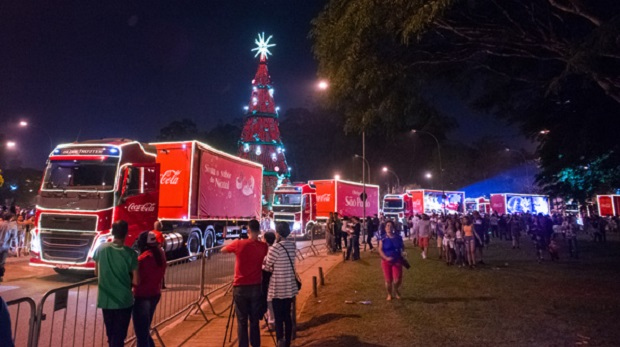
[0,205,36,282]
[321,210,618,301]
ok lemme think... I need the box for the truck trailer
[406,189,465,215]
[490,193,550,215]
[30,139,262,272]
[597,194,620,217]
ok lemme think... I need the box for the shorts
[464,235,475,244]
[381,259,403,282]
[443,237,454,249]
[418,237,429,248]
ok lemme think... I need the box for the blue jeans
[233,285,262,347]
[132,295,160,347]
[102,306,133,347]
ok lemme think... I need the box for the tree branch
[547,0,602,27]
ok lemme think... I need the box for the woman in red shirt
[133,231,166,347]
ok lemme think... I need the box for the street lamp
[412,129,445,212]
[317,80,329,91]
[382,166,401,194]
[6,141,16,149]
[334,174,341,180]
[425,172,433,189]
[19,120,54,151]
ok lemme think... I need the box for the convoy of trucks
[27,136,609,273]
[272,179,380,235]
[29,139,262,272]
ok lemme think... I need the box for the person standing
[132,232,166,347]
[346,217,361,260]
[509,215,522,249]
[0,296,14,347]
[0,215,11,282]
[263,222,299,347]
[378,220,405,300]
[326,212,336,253]
[93,220,139,347]
[472,212,486,264]
[222,219,268,347]
[334,213,342,251]
[461,216,480,268]
[415,214,432,259]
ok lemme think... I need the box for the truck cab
[382,193,411,220]
[30,139,159,272]
[272,183,317,235]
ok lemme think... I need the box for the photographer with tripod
[222,219,268,347]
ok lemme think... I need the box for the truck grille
[40,231,96,263]
[39,214,97,232]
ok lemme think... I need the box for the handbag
[401,257,411,270]
[283,245,302,290]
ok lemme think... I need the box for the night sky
[1,0,528,170]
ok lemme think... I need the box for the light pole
[382,167,401,194]
[353,154,371,184]
[19,121,54,151]
[412,129,445,213]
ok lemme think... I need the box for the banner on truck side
[198,150,262,219]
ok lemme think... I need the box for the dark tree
[156,119,207,142]
[311,0,620,200]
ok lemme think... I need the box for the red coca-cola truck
[30,139,262,272]
[272,179,380,235]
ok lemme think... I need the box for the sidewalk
[156,248,343,346]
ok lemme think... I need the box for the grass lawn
[295,234,620,347]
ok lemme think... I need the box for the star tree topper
[251,32,275,60]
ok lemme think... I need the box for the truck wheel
[305,223,315,240]
[186,231,202,258]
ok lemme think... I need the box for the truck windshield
[43,158,119,190]
[383,199,403,208]
[273,193,302,206]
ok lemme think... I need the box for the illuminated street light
[317,80,329,91]
[18,120,54,150]
[334,174,341,180]
[6,141,16,148]
[382,166,401,194]
[539,129,550,135]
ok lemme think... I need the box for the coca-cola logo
[127,203,156,212]
[600,202,612,208]
[317,193,331,203]
[161,170,181,185]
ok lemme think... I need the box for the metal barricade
[146,252,208,343]
[6,297,36,347]
[198,245,235,314]
[33,277,107,347]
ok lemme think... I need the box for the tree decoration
[238,33,290,209]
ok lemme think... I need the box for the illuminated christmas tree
[238,33,290,209]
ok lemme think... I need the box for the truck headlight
[88,234,112,259]
[30,229,41,253]
[293,222,301,231]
